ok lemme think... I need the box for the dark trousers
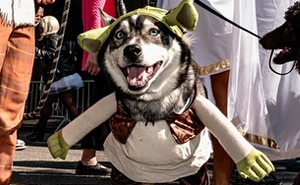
[111,162,210,185]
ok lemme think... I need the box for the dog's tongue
[127,66,150,87]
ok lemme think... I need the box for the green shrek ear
[164,0,198,31]
[77,26,110,53]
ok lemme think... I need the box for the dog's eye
[149,28,160,36]
[115,31,125,39]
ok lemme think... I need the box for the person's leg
[58,90,104,169]
[110,166,141,185]
[36,94,56,131]
[0,22,34,184]
[81,148,97,165]
[76,115,111,175]
[179,162,210,185]
[77,71,114,175]
[0,131,17,184]
[59,89,103,168]
[293,172,300,185]
[79,122,109,164]
[210,70,234,185]
[76,124,111,175]
[26,94,56,142]
[58,90,79,120]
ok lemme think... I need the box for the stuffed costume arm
[194,95,275,182]
[47,92,117,159]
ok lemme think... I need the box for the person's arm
[86,52,100,75]
[35,7,44,26]
[81,0,103,75]
[47,92,117,159]
[194,94,275,182]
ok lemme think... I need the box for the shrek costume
[47,0,274,183]
[77,0,197,53]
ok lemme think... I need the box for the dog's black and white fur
[99,13,199,122]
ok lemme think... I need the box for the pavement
[11,119,300,185]
[12,119,111,185]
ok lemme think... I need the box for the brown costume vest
[109,87,205,144]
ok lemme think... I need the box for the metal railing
[24,80,95,119]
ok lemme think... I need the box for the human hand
[47,129,71,159]
[36,0,56,5]
[237,149,275,182]
[34,7,44,26]
[86,53,100,76]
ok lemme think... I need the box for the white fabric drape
[160,0,300,160]
[161,0,233,75]
[227,0,271,144]
[255,0,300,160]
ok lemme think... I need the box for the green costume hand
[47,129,71,159]
[237,149,275,182]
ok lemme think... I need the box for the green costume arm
[47,92,117,159]
[194,95,275,182]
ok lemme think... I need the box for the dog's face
[259,2,300,65]
[102,14,187,98]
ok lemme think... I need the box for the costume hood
[77,0,198,53]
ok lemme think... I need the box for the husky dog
[100,15,199,122]
[48,1,274,184]
[260,1,300,73]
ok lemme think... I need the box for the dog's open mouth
[120,61,162,90]
[274,47,297,64]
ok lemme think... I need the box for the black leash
[268,49,296,75]
[194,0,261,39]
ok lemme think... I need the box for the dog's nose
[124,44,142,59]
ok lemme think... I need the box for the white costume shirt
[62,93,254,183]
[104,123,212,182]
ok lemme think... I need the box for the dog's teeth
[127,76,137,85]
[127,67,131,75]
[146,66,153,74]
[137,81,143,86]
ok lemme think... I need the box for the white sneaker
[16,139,26,150]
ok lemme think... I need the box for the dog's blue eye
[149,29,160,36]
[115,31,125,39]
